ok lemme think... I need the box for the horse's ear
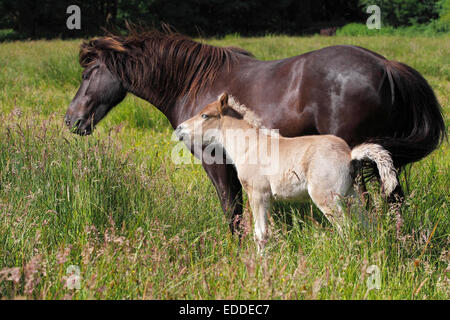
[218,93,229,115]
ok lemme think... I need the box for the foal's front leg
[248,191,271,253]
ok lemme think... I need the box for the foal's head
[175,93,238,148]
[64,37,128,135]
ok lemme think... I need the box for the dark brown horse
[64,29,445,234]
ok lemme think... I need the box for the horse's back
[295,46,392,146]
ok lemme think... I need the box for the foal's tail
[351,143,398,197]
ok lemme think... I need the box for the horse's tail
[351,143,398,197]
[374,60,446,168]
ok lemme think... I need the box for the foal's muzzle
[174,125,186,141]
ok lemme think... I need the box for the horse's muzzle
[64,116,93,136]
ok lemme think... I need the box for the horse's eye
[201,114,209,119]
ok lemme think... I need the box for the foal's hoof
[256,240,268,256]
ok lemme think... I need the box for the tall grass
[0,35,448,299]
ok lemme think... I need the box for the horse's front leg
[202,162,243,236]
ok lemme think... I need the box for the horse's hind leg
[347,187,376,232]
[355,170,370,208]
[387,174,404,238]
[388,182,404,205]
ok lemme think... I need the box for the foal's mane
[79,28,254,108]
[227,95,279,136]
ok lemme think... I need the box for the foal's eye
[201,114,209,119]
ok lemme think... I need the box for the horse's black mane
[79,28,254,106]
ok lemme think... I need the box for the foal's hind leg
[308,187,347,236]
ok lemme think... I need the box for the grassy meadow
[0,35,448,299]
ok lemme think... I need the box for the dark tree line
[0,0,441,39]
[0,1,120,38]
[359,0,441,27]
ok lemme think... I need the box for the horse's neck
[125,75,206,127]
[124,77,174,117]
[119,55,181,119]
[125,50,255,128]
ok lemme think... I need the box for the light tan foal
[176,93,398,252]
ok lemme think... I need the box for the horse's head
[175,93,230,148]
[64,37,127,135]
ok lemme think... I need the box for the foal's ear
[218,93,229,115]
